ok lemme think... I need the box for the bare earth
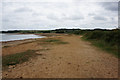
[2,34,118,78]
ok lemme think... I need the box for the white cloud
[2,0,119,2]
[2,1,118,30]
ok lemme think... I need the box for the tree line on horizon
[0,28,119,33]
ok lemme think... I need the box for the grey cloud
[111,17,114,20]
[2,18,9,22]
[32,13,41,16]
[48,12,84,21]
[47,14,60,20]
[94,16,107,20]
[88,13,95,16]
[14,7,33,12]
[100,2,118,11]
[64,15,84,20]
[47,14,84,21]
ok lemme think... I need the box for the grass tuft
[2,50,37,67]
[3,46,10,48]
[38,38,68,44]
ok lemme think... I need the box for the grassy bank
[81,30,119,58]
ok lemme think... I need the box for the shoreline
[0,33,46,43]
[0,33,65,43]
[1,33,67,56]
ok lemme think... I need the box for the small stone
[77,69,78,71]
[59,57,62,59]
[45,48,49,50]
[8,69,12,72]
[42,57,46,59]
[84,70,88,71]
[108,72,110,74]
[96,71,99,72]
[68,63,71,64]
[39,54,43,56]
[8,65,15,69]
[20,77,23,79]
[33,70,35,72]
[86,61,89,63]
[36,53,43,55]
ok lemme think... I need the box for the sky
[1,0,119,31]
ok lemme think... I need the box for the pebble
[45,48,49,50]
[8,69,12,72]
[8,65,15,69]
[20,77,23,79]
[42,57,46,59]
[108,72,110,74]
[68,63,71,64]
[59,57,62,59]
[77,68,79,71]
[84,70,88,71]
[38,54,43,56]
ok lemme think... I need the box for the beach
[2,33,118,78]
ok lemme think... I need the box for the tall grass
[81,29,120,58]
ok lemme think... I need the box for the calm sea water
[0,33,45,42]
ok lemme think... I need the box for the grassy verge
[82,37,119,58]
[2,50,38,67]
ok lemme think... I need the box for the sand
[2,34,118,78]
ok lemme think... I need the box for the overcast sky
[1,0,118,31]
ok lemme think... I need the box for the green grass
[39,38,68,44]
[3,46,10,48]
[44,39,61,42]
[2,50,38,67]
[82,37,119,58]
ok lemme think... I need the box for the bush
[86,31,104,39]
[82,29,120,58]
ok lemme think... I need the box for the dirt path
[2,35,118,78]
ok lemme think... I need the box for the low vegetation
[3,45,10,48]
[39,38,68,44]
[2,50,38,67]
[2,38,68,69]
[51,29,119,58]
[81,30,119,58]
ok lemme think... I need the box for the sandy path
[2,35,118,78]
